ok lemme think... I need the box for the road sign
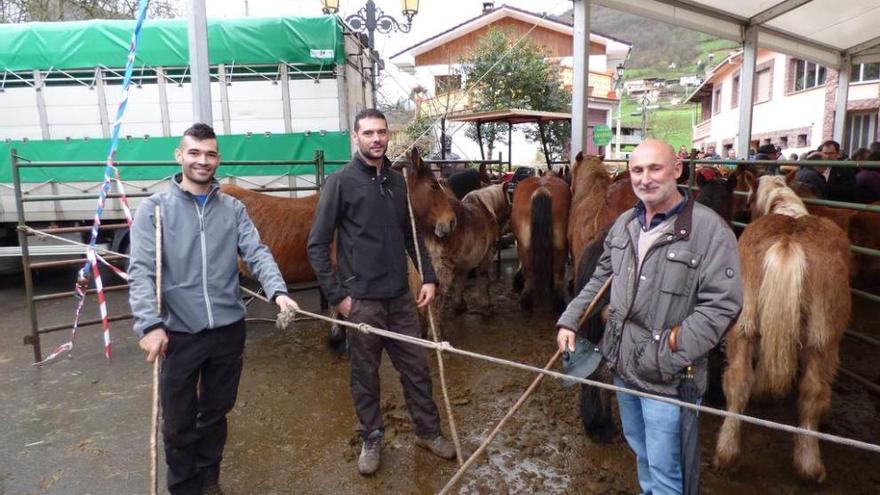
[593,124,612,146]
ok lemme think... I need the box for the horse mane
[754,175,808,219]
[462,184,509,225]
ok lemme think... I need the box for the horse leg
[793,345,837,483]
[713,324,757,473]
[551,245,568,313]
[513,265,524,293]
[449,272,467,313]
[580,364,618,443]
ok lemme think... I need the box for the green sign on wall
[593,124,612,146]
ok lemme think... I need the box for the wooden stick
[402,167,464,466]
[438,276,612,494]
[150,205,162,495]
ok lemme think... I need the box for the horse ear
[409,148,427,175]
[744,170,757,192]
[784,168,797,185]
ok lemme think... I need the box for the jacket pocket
[608,236,630,275]
[632,328,676,384]
[660,248,701,294]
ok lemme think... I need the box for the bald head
[628,138,683,215]
[629,139,677,167]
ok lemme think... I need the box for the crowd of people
[677,140,880,203]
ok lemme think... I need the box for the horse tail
[530,187,554,301]
[756,239,806,396]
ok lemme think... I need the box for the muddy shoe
[358,431,383,476]
[415,434,456,460]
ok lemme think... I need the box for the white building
[389,2,630,162]
[688,48,880,157]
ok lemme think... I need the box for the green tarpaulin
[0,16,343,72]
[0,132,350,182]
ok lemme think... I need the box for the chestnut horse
[403,150,507,317]
[510,175,570,311]
[568,152,637,275]
[714,175,851,483]
[220,185,319,284]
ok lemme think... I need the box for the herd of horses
[222,150,877,484]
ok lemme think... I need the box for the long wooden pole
[150,205,162,495]
[438,276,613,494]
[402,167,464,465]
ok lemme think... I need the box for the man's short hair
[756,143,777,155]
[820,140,840,153]
[353,108,387,132]
[183,123,217,142]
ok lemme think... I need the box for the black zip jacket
[307,153,438,306]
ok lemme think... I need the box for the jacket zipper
[616,225,680,372]
[193,193,215,329]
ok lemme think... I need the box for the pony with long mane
[568,152,637,274]
[403,150,509,318]
[510,175,570,311]
[714,175,851,483]
[220,185,319,284]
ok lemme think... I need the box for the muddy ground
[1,252,879,494]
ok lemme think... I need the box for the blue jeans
[614,375,683,495]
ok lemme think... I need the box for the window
[754,68,772,103]
[434,74,462,94]
[846,112,878,156]
[713,86,722,115]
[779,136,789,148]
[797,133,808,147]
[792,59,826,91]
[731,75,739,108]
[851,63,880,83]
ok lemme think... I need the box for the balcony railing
[693,118,712,140]
[416,89,473,118]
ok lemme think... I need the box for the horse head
[404,148,457,238]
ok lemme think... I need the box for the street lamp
[320,0,420,105]
[612,63,625,158]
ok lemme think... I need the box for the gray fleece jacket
[128,174,288,337]
[557,198,742,397]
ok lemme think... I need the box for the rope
[402,167,464,465]
[267,299,880,462]
[39,0,149,364]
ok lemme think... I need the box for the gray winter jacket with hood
[128,174,288,337]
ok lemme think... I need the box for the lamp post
[612,63,624,158]
[320,0,419,105]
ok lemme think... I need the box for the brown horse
[220,185,319,284]
[568,152,637,275]
[714,175,851,483]
[510,175,570,311]
[403,150,506,317]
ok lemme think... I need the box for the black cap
[757,143,777,155]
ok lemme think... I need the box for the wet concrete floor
[1,254,879,494]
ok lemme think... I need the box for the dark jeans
[160,319,246,495]
[347,293,441,440]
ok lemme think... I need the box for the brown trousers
[347,293,441,440]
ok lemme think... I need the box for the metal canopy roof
[445,109,572,124]
[594,0,880,68]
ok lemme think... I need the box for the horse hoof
[712,450,740,475]
[328,324,348,354]
[513,271,524,292]
[795,461,826,484]
[519,294,534,311]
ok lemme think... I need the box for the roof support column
[736,26,758,159]
[186,0,213,124]
[571,0,591,161]
[833,54,851,144]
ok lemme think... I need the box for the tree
[457,28,571,162]
[0,0,179,23]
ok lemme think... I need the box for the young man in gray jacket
[556,139,742,494]
[129,123,298,495]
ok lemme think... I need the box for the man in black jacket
[307,108,455,476]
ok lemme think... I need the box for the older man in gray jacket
[557,139,742,495]
[129,123,298,495]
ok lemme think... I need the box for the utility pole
[186,0,212,124]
